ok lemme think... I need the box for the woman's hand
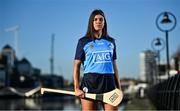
[73,60,84,98]
[75,88,85,98]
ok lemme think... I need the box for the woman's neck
[94,31,102,38]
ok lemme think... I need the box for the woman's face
[93,14,104,32]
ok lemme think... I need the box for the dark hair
[85,9,109,38]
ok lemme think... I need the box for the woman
[73,9,121,110]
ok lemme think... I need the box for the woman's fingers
[75,89,85,98]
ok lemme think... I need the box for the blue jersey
[74,36,117,74]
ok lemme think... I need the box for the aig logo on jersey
[92,51,112,63]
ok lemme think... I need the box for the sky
[0,0,180,81]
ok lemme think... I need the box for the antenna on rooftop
[5,25,20,57]
[50,33,55,75]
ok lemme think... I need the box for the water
[0,96,125,110]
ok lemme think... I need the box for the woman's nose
[96,19,102,23]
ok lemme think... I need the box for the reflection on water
[0,96,125,110]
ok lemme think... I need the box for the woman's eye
[94,18,104,22]
[99,18,103,21]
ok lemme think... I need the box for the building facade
[140,50,157,84]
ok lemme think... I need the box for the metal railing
[147,74,180,110]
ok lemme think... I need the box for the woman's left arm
[113,60,122,90]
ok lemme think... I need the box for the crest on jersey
[89,45,94,49]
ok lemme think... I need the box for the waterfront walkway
[0,86,41,97]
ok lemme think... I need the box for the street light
[156,11,177,78]
[151,37,165,65]
[151,37,165,83]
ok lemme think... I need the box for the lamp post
[156,11,177,78]
[151,37,165,83]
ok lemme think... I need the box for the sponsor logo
[109,92,119,103]
[92,51,112,63]
[97,42,104,45]
[108,43,113,49]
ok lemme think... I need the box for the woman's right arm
[73,60,85,98]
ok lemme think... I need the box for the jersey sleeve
[112,39,117,60]
[74,39,85,61]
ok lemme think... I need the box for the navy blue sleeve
[112,39,117,60]
[74,39,85,61]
